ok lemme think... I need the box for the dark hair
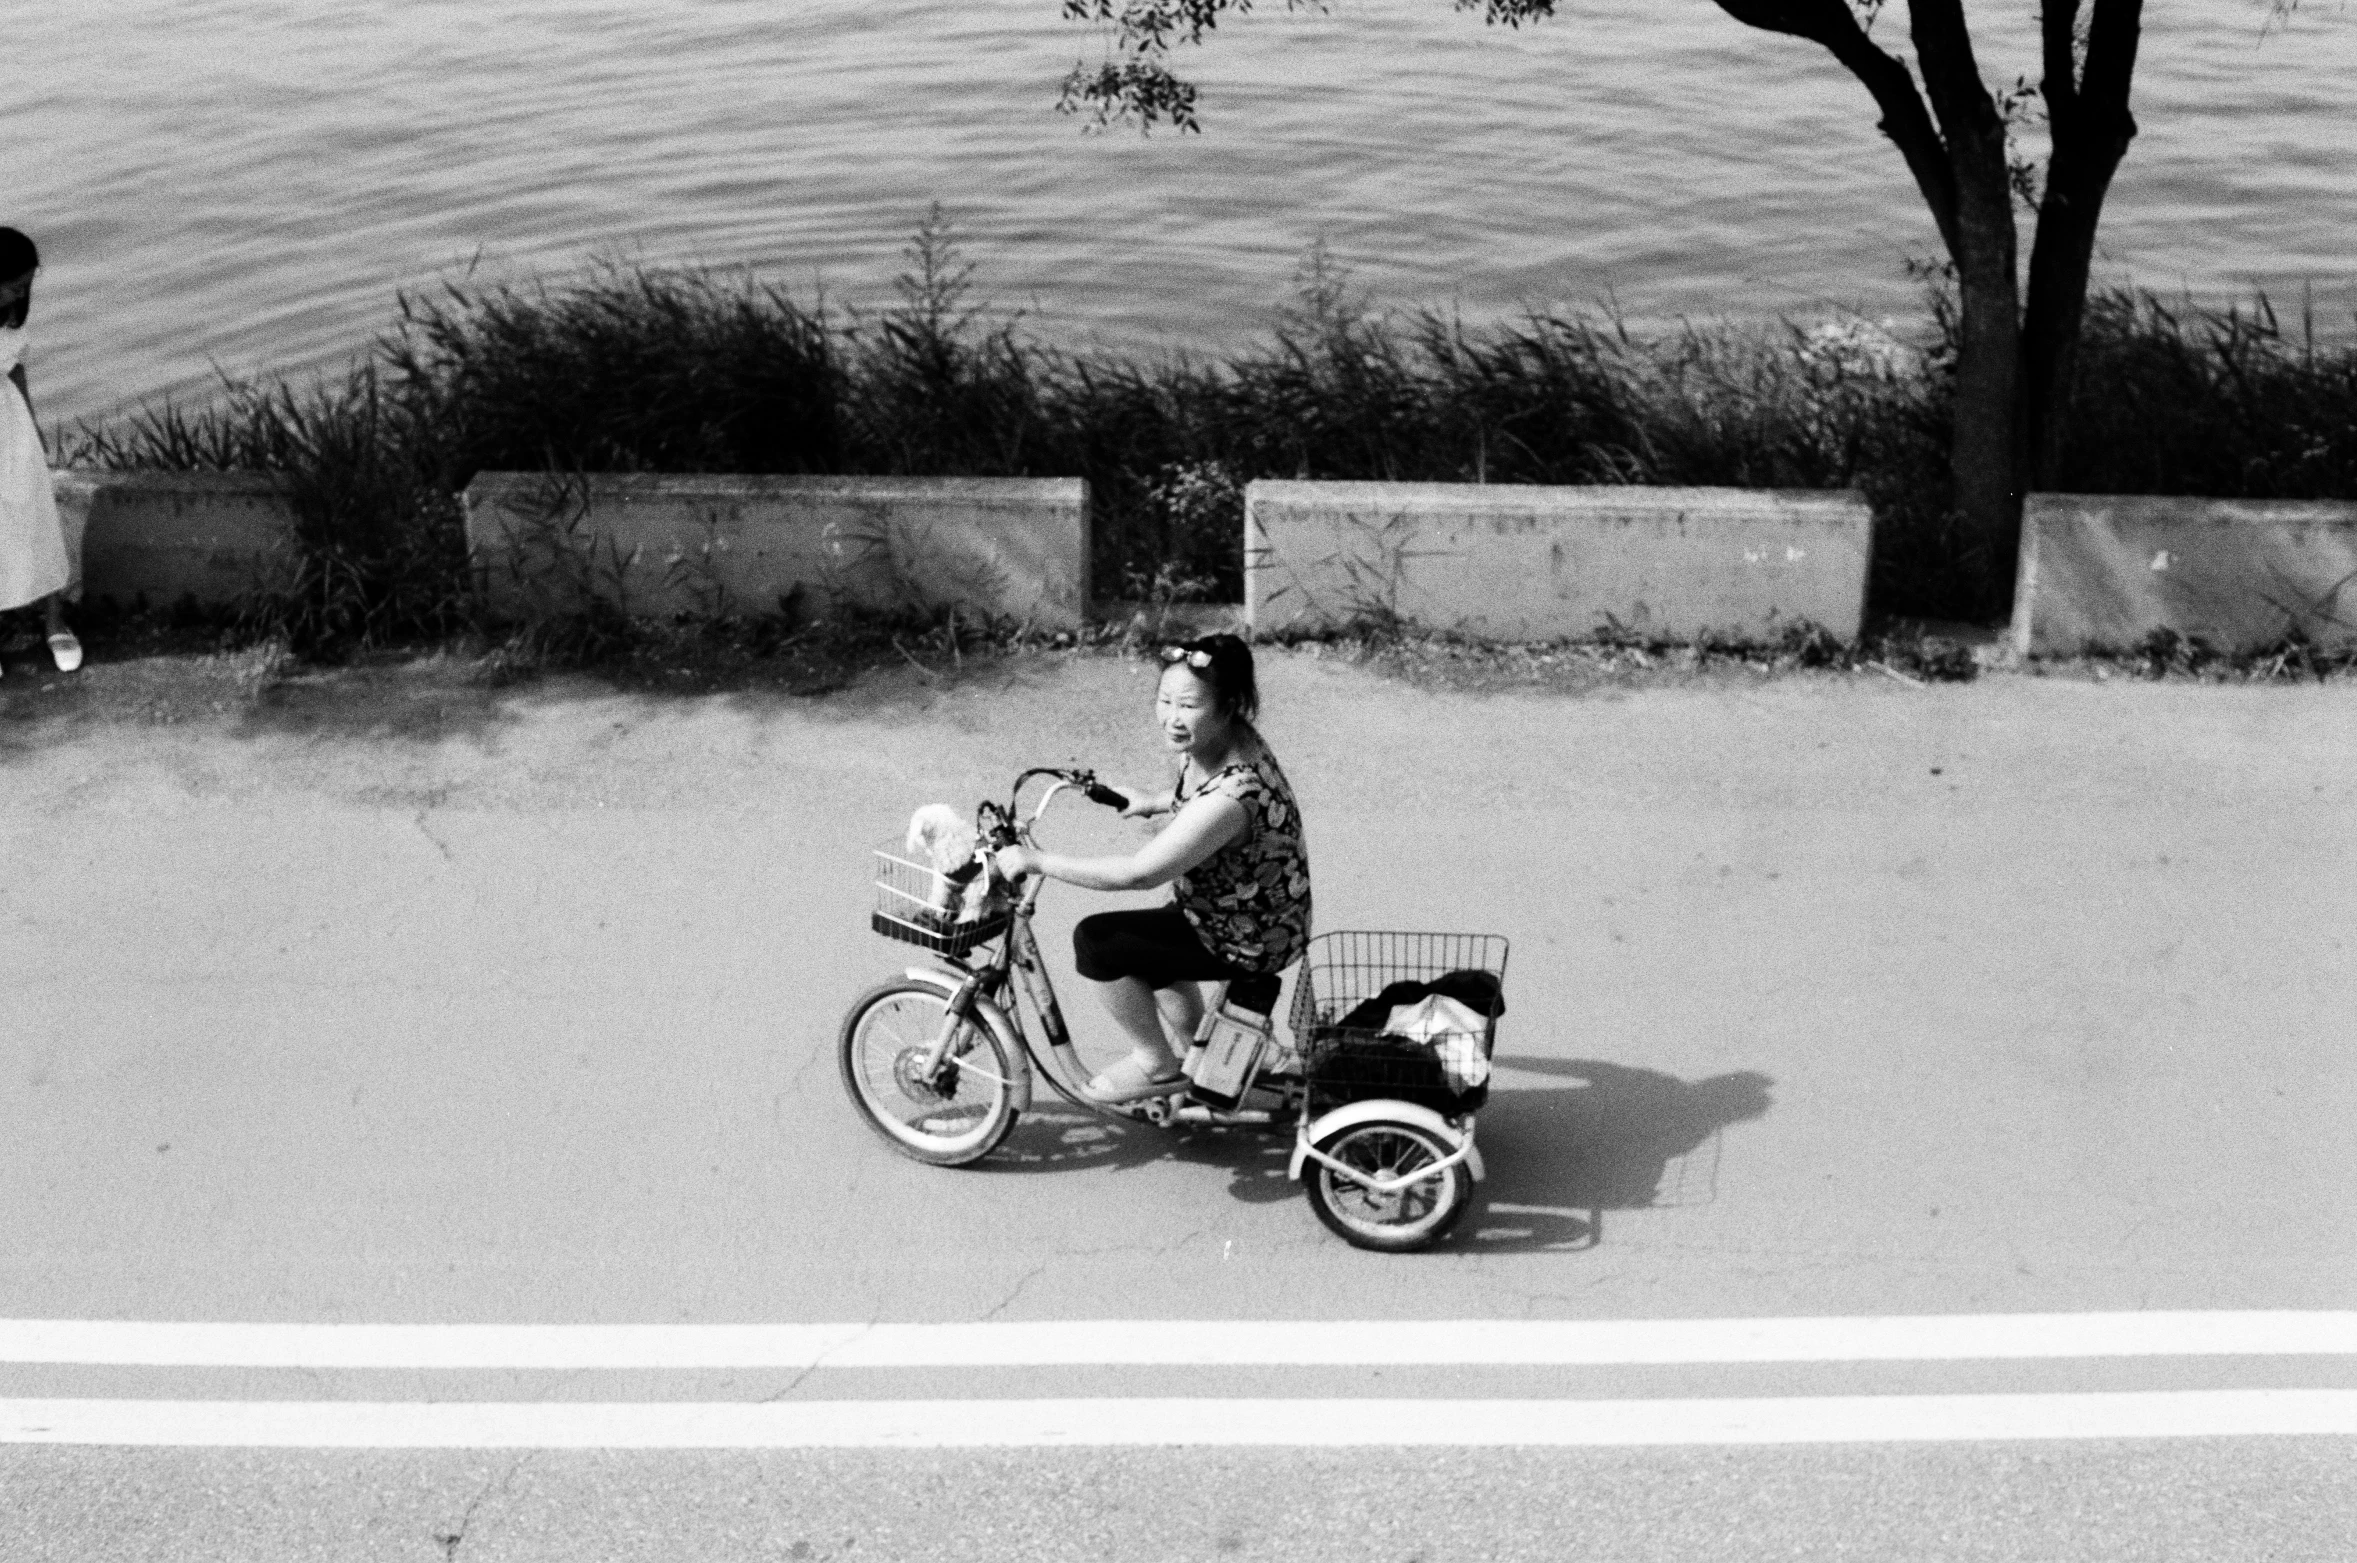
[0,229,35,329]
[1164,634,1260,725]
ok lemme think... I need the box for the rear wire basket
[871,842,1010,957]
[1288,930,1510,1115]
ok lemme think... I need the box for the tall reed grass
[65,215,2357,655]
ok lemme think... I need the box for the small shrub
[1773,620,1853,670]
[2243,627,2357,681]
[1887,638,1980,683]
[2134,627,2222,679]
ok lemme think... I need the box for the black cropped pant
[1071,907,1283,1014]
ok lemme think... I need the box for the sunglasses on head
[1160,645,1213,669]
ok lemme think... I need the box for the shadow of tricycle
[979,1055,1772,1254]
[1459,1057,1775,1252]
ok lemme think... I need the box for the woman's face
[1155,665,1232,759]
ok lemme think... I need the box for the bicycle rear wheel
[839,981,1020,1166]
[1303,1117,1472,1251]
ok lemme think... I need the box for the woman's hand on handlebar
[1076,773,1157,818]
[991,769,1166,883]
[1111,785,1171,820]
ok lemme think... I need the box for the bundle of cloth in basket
[1324,970,1504,1094]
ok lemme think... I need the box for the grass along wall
[54,227,2357,655]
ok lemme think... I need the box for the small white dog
[905,804,992,922]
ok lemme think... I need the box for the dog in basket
[905,804,997,929]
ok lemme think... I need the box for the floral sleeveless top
[1172,744,1313,974]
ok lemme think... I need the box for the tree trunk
[1909,0,2025,613]
[1949,210,2024,614]
[1713,0,2146,616]
[2023,0,2144,487]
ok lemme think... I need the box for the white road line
[1,1313,2352,1371]
[4,1392,2353,1448]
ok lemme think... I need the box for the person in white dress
[0,227,81,675]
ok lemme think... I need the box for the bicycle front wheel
[839,981,1021,1166]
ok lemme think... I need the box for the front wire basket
[1288,930,1510,1115]
[871,842,1010,957]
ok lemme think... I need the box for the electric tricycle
[838,767,1508,1251]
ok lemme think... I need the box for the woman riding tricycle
[840,635,1508,1251]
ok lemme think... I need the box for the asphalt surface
[3,648,2354,1559]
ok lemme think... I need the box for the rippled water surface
[6,0,2355,426]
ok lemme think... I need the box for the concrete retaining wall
[463,473,1089,632]
[1246,481,1874,644]
[51,469,296,607]
[56,467,2357,660]
[2012,494,2357,656]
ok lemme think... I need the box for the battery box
[1184,1002,1272,1108]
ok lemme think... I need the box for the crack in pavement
[761,1306,888,1405]
[978,1261,1052,1322]
[784,1036,827,1099]
[412,807,455,863]
[433,1452,528,1560]
[1036,1226,1214,1264]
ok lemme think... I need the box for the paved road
[3,651,2353,1559]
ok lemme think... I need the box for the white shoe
[47,629,81,673]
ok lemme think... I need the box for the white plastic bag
[1382,994,1491,1093]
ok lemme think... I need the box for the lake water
[6,0,2355,428]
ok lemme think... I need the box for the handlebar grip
[1084,783,1128,810]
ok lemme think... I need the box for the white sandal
[1083,1054,1190,1104]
